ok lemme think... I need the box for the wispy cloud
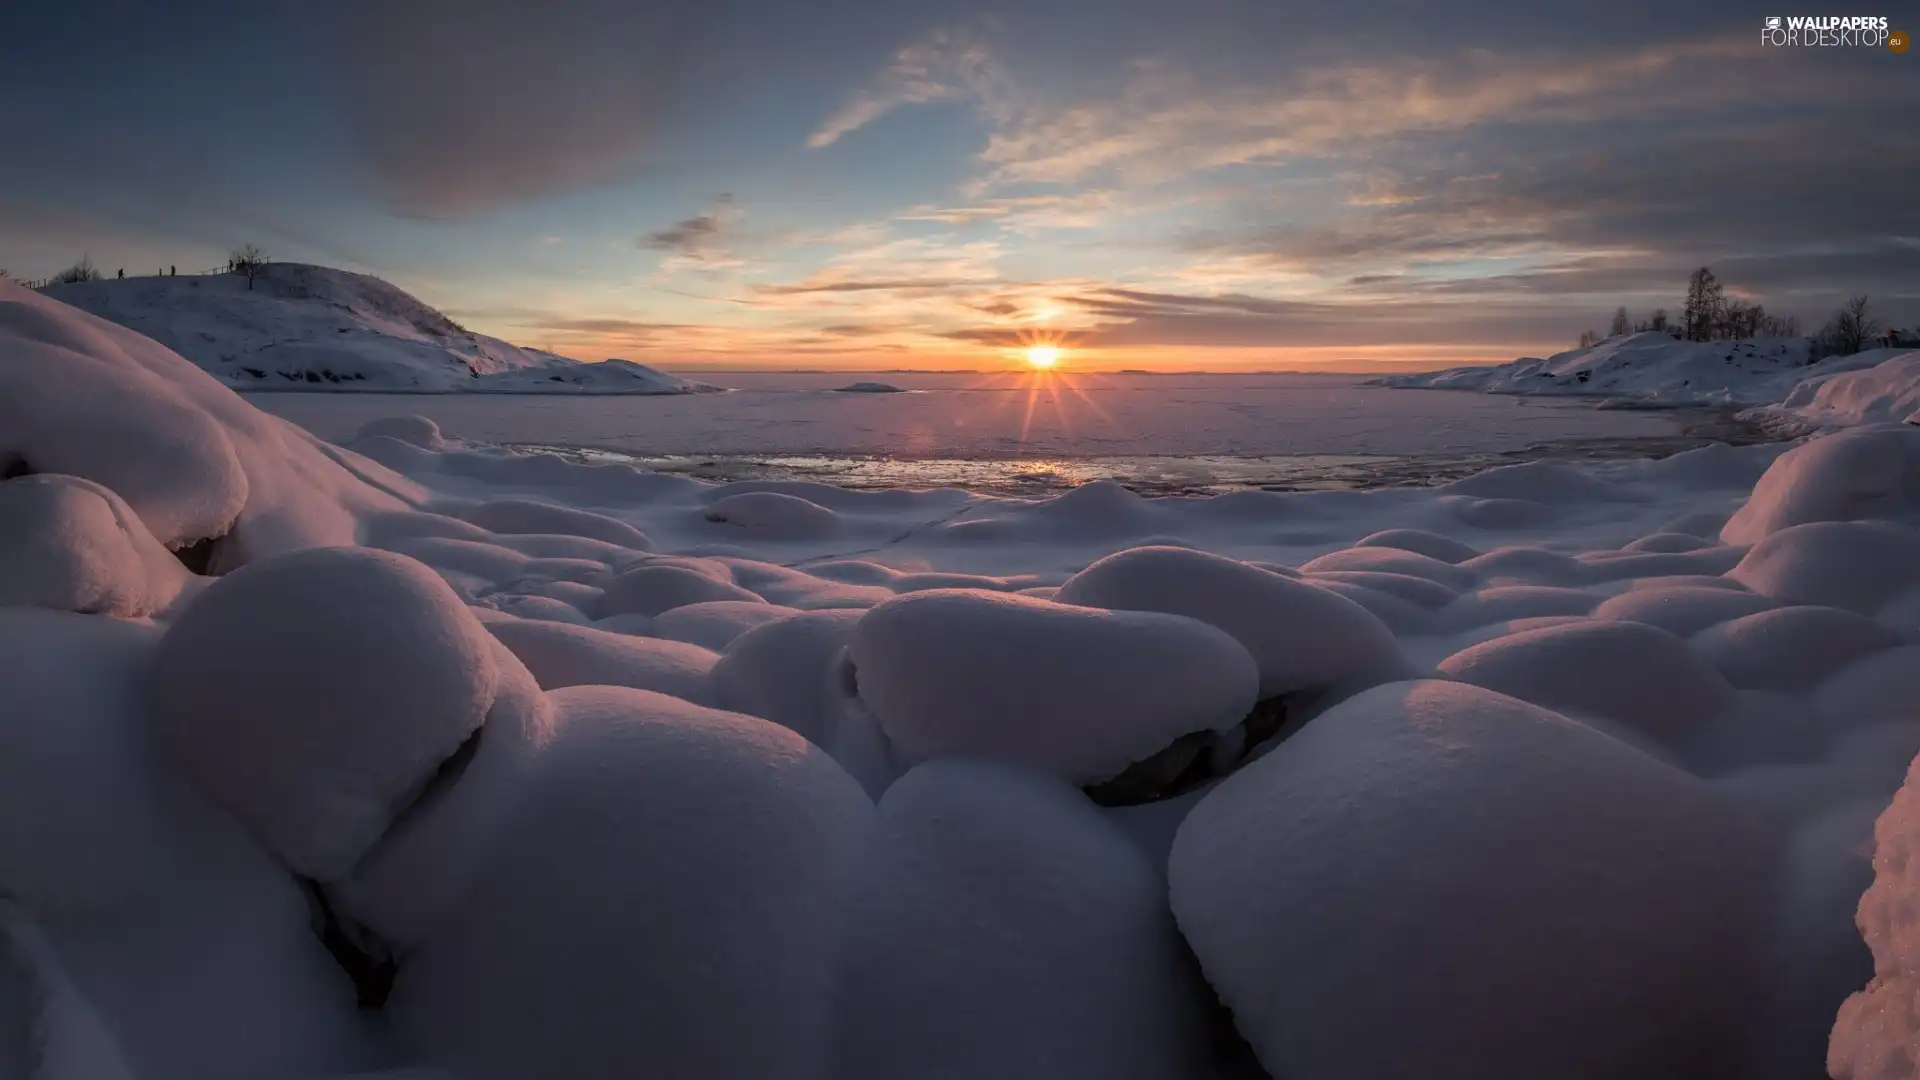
[807,27,1009,148]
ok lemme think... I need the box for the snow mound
[1353,528,1481,563]
[650,599,801,651]
[1297,545,1476,588]
[1055,545,1411,700]
[834,381,906,393]
[1170,680,1763,1080]
[147,547,501,879]
[41,263,721,395]
[1720,426,1920,544]
[1435,585,1600,630]
[598,563,765,617]
[0,474,188,617]
[1592,585,1779,638]
[1441,460,1626,504]
[483,617,718,705]
[1437,619,1733,745]
[1814,647,1920,730]
[458,498,654,550]
[1830,753,1920,1079]
[1772,350,1920,428]
[848,589,1259,785]
[391,685,869,1080]
[1374,332,1816,406]
[1692,606,1902,693]
[711,610,862,748]
[835,759,1209,1079]
[1727,521,1920,615]
[701,491,844,540]
[1,278,418,562]
[356,415,446,450]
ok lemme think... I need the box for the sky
[2,0,1916,372]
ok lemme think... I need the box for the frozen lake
[251,371,1749,495]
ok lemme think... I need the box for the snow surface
[41,264,719,394]
[13,279,1920,1077]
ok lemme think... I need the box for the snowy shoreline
[8,277,1920,1079]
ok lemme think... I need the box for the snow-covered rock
[848,589,1259,786]
[1171,680,1763,1080]
[650,599,802,651]
[1830,752,1920,1079]
[834,760,1210,1080]
[1727,521,1920,615]
[1436,619,1733,747]
[1720,425,1920,544]
[1692,606,1902,693]
[711,610,862,748]
[1055,545,1410,700]
[391,685,870,1080]
[1,277,419,564]
[0,474,189,617]
[700,491,844,540]
[41,263,721,394]
[483,617,719,705]
[1592,585,1779,638]
[1771,350,1920,428]
[147,547,502,879]
[458,498,654,550]
[597,563,766,617]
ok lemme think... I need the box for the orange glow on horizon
[1024,345,1062,369]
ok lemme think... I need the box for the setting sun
[1025,345,1062,369]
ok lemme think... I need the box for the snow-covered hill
[40,264,720,395]
[1372,332,1888,408]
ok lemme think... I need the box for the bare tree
[1608,307,1630,337]
[231,244,270,290]
[51,255,102,284]
[1648,308,1670,334]
[1682,267,1725,342]
[1577,329,1600,348]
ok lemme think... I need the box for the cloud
[642,193,748,271]
[338,0,713,217]
[807,27,1008,148]
[970,35,1858,189]
[753,276,977,296]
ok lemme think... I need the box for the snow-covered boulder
[0,474,188,617]
[458,498,653,550]
[1692,606,1902,693]
[1297,546,1476,588]
[147,547,502,879]
[1351,528,1480,563]
[651,599,802,651]
[1171,680,1763,1080]
[1721,426,1920,545]
[711,611,862,748]
[701,491,844,540]
[391,686,870,1080]
[0,278,419,565]
[1830,751,1920,1079]
[848,589,1259,785]
[356,415,446,451]
[1775,350,1920,428]
[834,760,1210,1079]
[1055,545,1410,699]
[1727,520,1920,615]
[483,617,718,705]
[597,564,766,617]
[1592,585,1779,638]
[1436,619,1734,747]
